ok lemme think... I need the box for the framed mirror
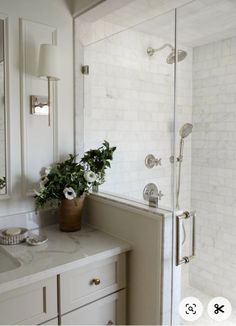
[0,17,8,196]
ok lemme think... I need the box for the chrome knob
[145,154,162,168]
[157,190,164,200]
[91,278,101,286]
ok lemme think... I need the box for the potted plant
[34,141,116,232]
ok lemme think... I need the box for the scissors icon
[214,304,225,314]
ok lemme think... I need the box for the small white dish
[26,235,48,246]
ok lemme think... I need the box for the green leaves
[34,140,116,210]
[80,141,116,175]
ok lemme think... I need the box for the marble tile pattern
[0,224,131,294]
[190,36,236,306]
[83,27,192,211]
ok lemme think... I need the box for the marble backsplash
[0,209,58,230]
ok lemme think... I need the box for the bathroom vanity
[0,225,130,325]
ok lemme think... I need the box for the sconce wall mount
[30,95,49,115]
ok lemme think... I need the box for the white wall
[0,0,73,217]
[190,36,236,306]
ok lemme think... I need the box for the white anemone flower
[63,187,77,200]
[45,166,52,176]
[84,171,97,183]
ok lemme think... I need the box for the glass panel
[174,0,236,324]
[81,10,176,210]
[0,19,6,195]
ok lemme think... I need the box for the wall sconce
[33,44,60,126]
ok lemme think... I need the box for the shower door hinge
[81,65,89,75]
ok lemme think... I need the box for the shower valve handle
[145,154,162,168]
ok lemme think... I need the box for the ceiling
[77,0,236,48]
[133,0,236,47]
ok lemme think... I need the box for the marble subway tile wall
[83,28,192,210]
[190,36,236,305]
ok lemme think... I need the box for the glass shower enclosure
[74,0,236,324]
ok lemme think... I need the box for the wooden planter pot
[59,193,86,232]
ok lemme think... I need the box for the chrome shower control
[143,183,158,200]
[145,154,162,168]
[143,183,164,205]
[157,190,164,200]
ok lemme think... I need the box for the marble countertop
[0,225,131,294]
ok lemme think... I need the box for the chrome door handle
[176,211,196,266]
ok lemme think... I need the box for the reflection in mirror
[0,19,6,195]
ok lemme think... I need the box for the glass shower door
[80,10,176,213]
[75,8,177,324]
[173,1,236,324]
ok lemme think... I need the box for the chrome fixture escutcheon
[143,183,164,207]
[143,183,158,200]
[145,154,162,168]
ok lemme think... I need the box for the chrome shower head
[167,49,187,64]
[179,123,193,139]
[147,44,187,64]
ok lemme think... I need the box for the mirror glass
[0,19,6,195]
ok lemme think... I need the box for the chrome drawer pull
[90,278,101,286]
[107,320,114,325]
[176,211,196,266]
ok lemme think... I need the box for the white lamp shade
[38,44,60,80]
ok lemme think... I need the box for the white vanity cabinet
[0,226,130,326]
[60,253,127,325]
[0,253,127,325]
[61,290,126,325]
[0,276,57,325]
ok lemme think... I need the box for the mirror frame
[0,14,9,199]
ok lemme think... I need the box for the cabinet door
[40,317,58,325]
[0,277,57,325]
[61,290,126,325]
[60,254,126,314]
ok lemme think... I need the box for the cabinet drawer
[61,289,126,325]
[0,276,57,325]
[60,253,126,314]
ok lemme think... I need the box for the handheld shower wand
[176,123,193,246]
[176,123,193,210]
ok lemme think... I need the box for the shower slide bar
[176,211,196,266]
